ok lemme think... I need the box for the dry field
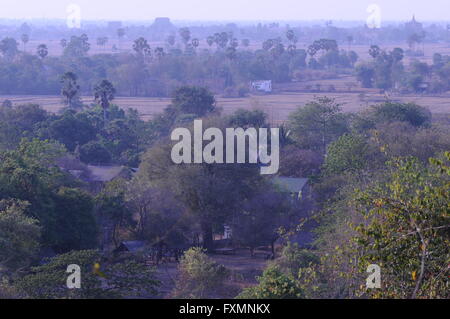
[2,87,449,125]
[12,39,450,125]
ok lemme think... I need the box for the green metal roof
[274,177,309,193]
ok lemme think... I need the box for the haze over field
[1,0,450,21]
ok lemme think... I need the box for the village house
[251,80,272,93]
[273,176,310,200]
[56,155,133,193]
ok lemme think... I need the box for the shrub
[237,265,304,299]
[172,247,228,298]
[272,243,320,277]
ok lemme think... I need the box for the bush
[237,265,304,299]
[366,102,431,129]
[272,243,320,277]
[172,247,228,298]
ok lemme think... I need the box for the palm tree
[133,37,150,56]
[117,28,125,50]
[21,34,29,52]
[191,38,199,49]
[166,35,176,47]
[154,47,165,60]
[262,39,274,51]
[36,44,48,59]
[346,35,354,51]
[178,27,191,45]
[206,35,214,47]
[286,29,295,42]
[287,44,296,55]
[96,37,108,51]
[94,80,116,124]
[61,72,82,109]
[60,39,67,49]
[230,38,239,49]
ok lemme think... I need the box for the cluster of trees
[356,44,450,93]
[97,86,308,254]
[356,45,405,90]
[8,24,450,98]
[0,80,448,298]
[0,94,151,166]
[0,31,359,97]
[0,85,306,298]
[240,99,449,299]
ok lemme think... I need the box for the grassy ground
[2,85,449,125]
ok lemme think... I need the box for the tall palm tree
[21,34,29,52]
[133,37,150,56]
[36,44,48,59]
[117,28,125,50]
[206,35,214,47]
[154,47,165,60]
[94,80,116,124]
[61,72,81,109]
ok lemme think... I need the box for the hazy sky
[1,0,449,21]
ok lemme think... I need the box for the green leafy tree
[0,200,41,271]
[288,97,349,154]
[0,104,48,150]
[79,140,111,164]
[166,86,216,119]
[96,179,132,248]
[52,187,97,252]
[0,37,19,60]
[0,139,99,251]
[94,79,116,123]
[352,154,450,298]
[138,118,264,250]
[48,110,97,152]
[63,35,90,57]
[227,109,267,128]
[323,133,374,175]
[356,64,375,88]
[60,72,82,110]
[232,191,289,257]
